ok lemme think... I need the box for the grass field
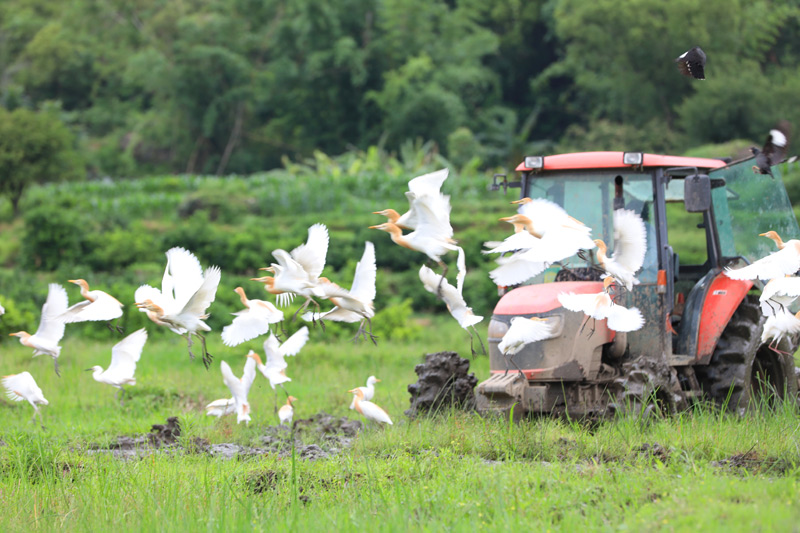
[3,317,800,531]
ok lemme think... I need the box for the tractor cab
[477,151,800,417]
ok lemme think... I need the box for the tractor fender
[675,269,753,363]
[493,281,605,315]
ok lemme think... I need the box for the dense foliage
[2,0,800,180]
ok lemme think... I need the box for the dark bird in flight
[751,121,792,179]
[675,46,706,80]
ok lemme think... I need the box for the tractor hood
[494,281,605,316]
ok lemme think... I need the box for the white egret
[498,317,555,374]
[136,263,221,368]
[759,276,800,316]
[419,265,485,355]
[593,209,648,291]
[10,283,68,376]
[558,277,645,334]
[134,247,205,333]
[2,372,48,425]
[60,279,124,330]
[86,328,147,405]
[373,168,453,237]
[205,398,235,418]
[278,396,297,425]
[0,301,5,316]
[264,223,329,311]
[725,231,800,280]
[303,242,377,343]
[221,287,284,346]
[349,376,381,410]
[218,353,259,425]
[348,388,392,425]
[254,327,309,411]
[761,309,800,354]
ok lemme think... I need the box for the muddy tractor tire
[406,351,478,418]
[696,295,798,412]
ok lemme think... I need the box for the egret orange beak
[510,198,532,205]
[375,379,381,382]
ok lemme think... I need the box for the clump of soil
[636,442,671,462]
[406,351,478,418]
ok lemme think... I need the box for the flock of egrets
[3,164,800,429]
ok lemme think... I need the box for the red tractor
[475,151,800,417]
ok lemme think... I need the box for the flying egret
[486,198,596,287]
[10,283,68,376]
[278,396,297,425]
[592,209,648,291]
[264,223,329,311]
[0,301,5,316]
[725,231,800,280]
[419,265,485,355]
[136,263,221,369]
[373,169,453,237]
[303,242,378,343]
[498,317,555,375]
[349,376,381,410]
[370,221,466,295]
[558,277,645,334]
[218,353,259,425]
[759,276,800,316]
[60,279,124,331]
[761,309,800,354]
[205,398,236,418]
[254,327,309,411]
[2,372,48,425]
[221,287,284,346]
[134,247,205,333]
[348,388,392,425]
[86,328,147,405]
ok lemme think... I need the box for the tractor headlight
[524,156,544,169]
[623,152,643,165]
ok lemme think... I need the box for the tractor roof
[515,151,727,172]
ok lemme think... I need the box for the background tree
[0,107,84,214]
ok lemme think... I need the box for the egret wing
[2,372,39,402]
[605,305,645,332]
[291,224,329,280]
[760,276,800,315]
[241,355,257,393]
[35,284,68,343]
[611,209,647,273]
[166,248,205,309]
[181,266,221,317]
[221,313,272,346]
[725,246,800,281]
[107,329,147,379]
[263,334,288,371]
[280,326,309,357]
[62,292,123,323]
[349,242,377,304]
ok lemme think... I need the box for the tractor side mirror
[684,174,711,212]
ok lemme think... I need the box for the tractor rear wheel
[695,295,798,412]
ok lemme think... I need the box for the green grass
[3,319,800,531]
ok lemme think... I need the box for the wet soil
[406,351,478,418]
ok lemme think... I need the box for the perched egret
[725,231,800,280]
[254,327,309,411]
[419,265,485,355]
[592,209,647,291]
[2,372,48,425]
[221,287,284,346]
[373,169,453,237]
[218,353,259,425]
[303,242,377,343]
[87,328,147,405]
[348,388,392,425]
[759,276,800,316]
[136,262,221,369]
[349,376,380,410]
[761,309,800,354]
[134,247,205,333]
[558,277,645,334]
[498,317,555,374]
[278,396,297,425]
[60,279,124,331]
[10,283,68,376]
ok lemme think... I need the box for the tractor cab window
[523,172,657,284]
[708,159,800,264]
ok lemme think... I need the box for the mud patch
[406,351,478,418]
[635,442,671,463]
[86,413,362,460]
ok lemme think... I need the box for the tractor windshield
[709,159,800,263]
[523,172,658,283]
